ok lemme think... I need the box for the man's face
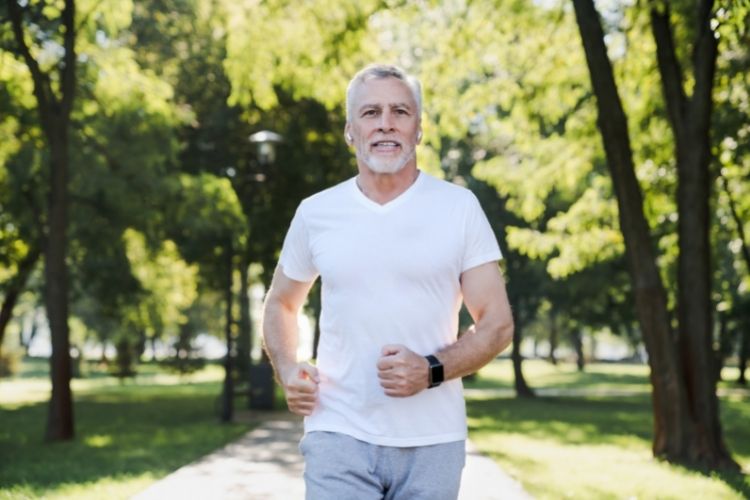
[346,77,421,174]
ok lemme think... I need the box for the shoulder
[418,171,478,204]
[297,177,356,213]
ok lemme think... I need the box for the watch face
[431,363,444,385]
[427,355,444,388]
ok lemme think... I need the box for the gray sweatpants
[299,431,466,500]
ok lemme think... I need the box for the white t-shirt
[279,171,502,447]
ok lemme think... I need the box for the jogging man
[262,64,514,499]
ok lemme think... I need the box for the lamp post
[249,130,283,164]
[246,130,282,410]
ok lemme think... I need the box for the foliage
[123,229,199,344]
[1,0,749,458]
[223,0,381,112]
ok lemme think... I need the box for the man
[262,64,514,499]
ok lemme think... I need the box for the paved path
[133,413,531,500]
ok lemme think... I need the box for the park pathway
[132,412,531,500]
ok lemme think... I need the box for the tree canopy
[1,0,748,468]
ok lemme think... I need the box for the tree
[165,173,247,420]
[713,5,750,385]
[0,52,43,361]
[6,0,77,441]
[571,0,736,468]
[220,0,603,399]
[68,29,185,372]
[123,229,199,363]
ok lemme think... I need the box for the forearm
[262,297,301,384]
[436,312,513,381]
[263,291,320,416]
[431,261,514,382]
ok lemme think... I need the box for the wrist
[277,361,299,385]
[425,354,444,388]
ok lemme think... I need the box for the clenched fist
[281,362,320,416]
[376,344,430,397]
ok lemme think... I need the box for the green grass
[466,359,750,499]
[4,357,747,499]
[0,360,254,499]
[469,358,651,391]
[469,358,747,393]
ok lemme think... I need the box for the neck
[356,164,420,205]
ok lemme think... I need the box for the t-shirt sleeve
[461,192,503,272]
[278,204,319,282]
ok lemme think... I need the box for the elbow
[492,317,514,356]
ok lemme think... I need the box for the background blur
[1,0,748,498]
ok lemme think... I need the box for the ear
[416,130,423,143]
[344,124,353,144]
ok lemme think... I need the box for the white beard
[359,146,416,174]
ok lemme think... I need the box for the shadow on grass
[713,469,750,499]
[467,394,750,498]
[0,381,252,496]
[670,458,750,500]
[467,395,653,446]
[715,399,750,498]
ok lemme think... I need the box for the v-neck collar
[351,170,424,213]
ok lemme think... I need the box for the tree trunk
[0,247,41,357]
[135,330,147,358]
[236,249,251,382]
[150,335,158,361]
[21,316,39,356]
[650,0,735,469]
[221,241,235,423]
[8,0,77,442]
[714,312,730,382]
[44,120,74,440]
[738,328,748,386]
[547,311,558,365]
[512,307,535,398]
[571,330,585,372]
[572,0,690,463]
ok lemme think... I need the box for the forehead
[351,77,417,110]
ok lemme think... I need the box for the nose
[378,109,395,131]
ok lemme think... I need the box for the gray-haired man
[262,64,514,499]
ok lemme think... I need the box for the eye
[362,109,378,117]
[396,108,409,115]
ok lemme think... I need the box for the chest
[309,204,465,286]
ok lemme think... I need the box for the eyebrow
[358,102,414,113]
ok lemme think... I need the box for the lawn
[0,359,254,500]
[466,359,750,500]
[2,357,748,499]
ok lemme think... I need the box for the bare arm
[262,265,318,415]
[438,261,514,379]
[377,261,514,396]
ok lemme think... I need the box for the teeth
[375,141,398,146]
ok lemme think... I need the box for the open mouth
[370,140,402,153]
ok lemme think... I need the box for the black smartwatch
[425,354,444,388]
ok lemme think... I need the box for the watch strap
[425,354,444,388]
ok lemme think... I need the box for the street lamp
[249,130,283,164]
[246,130,283,410]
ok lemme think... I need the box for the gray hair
[345,64,422,122]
